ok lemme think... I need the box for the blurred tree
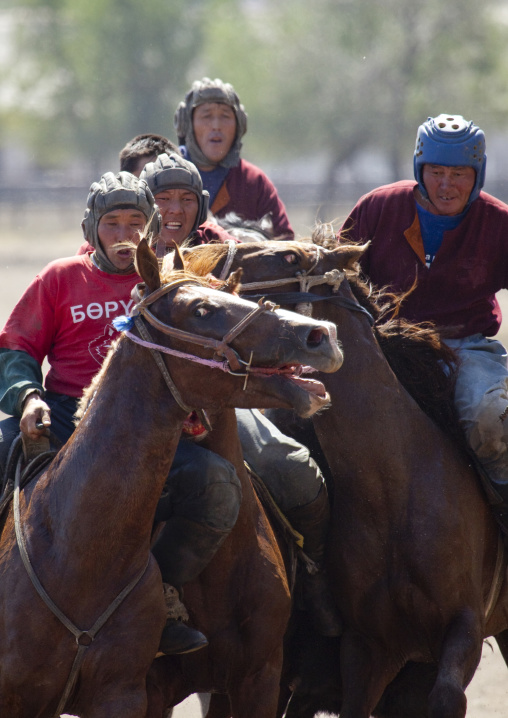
[2,0,508,203]
[0,0,205,172]
[204,0,508,211]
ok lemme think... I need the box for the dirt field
[1,219,507,716]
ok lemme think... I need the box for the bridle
[219,240,375,324]
[114,277,284,415]
[12,276,286,717]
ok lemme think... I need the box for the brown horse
[181,238,508,718]
[145,405,293,718]
[0,239,343,718]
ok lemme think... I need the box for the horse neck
[314,296,427,496]
[200,408,284,560]
[43,339,188,551]
[201,408,256,509]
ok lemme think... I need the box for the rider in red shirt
[0,172,238,655]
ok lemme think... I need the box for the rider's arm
[0,348,44,417]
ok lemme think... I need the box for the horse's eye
[283,253,298,264]
[194,306,210,318]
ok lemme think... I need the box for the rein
[243,291,375,325]
[114,278,282,410]
[12,452,150,718]
[216,242,375,324]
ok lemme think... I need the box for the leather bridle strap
[242,291,376,326]
[13,456,149,718]
[130,280,278,373]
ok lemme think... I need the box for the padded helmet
[82,171,160,248]
[140,152,209,233]
[414,114,486,206]
[173,77,247,168]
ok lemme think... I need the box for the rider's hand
[19,392,51,439]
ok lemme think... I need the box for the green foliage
[0,0,206,168]
[205,0,508,180]
[2,0,508,182]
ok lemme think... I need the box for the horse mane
[173,245,226,278]
[310,225,466,445]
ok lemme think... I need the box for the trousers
[0,400,324,537]
[446,334,508,486]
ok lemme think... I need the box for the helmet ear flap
[146,208,162,240]
[235,104,248,140]
[81,209,92,241]
[198,191,210,227]
[174,101,190,144]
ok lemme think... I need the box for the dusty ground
[1,218,507,716]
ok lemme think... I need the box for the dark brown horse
[0,239,343,718]
[181,238,508,718]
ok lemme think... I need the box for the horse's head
[179,238,366,288]
[129,239,343,417]
[177,237,369,320]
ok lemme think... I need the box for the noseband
[219,240,375,323]
[114,278,280,415]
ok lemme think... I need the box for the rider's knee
[263,443,325,513]
[465,383,508,476]
[163,447,242,531]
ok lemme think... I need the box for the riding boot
[286,484,342,637]
[158,584,208,655]
[152,515,233,654]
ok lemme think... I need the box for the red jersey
[0,254,139,397]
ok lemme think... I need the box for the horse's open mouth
[248,364,329,415]
[287,374,328,398]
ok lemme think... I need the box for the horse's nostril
[307,328,325,346]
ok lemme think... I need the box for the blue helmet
[413,114,486,206]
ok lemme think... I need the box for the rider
[339,113,508,537]
[77,151,235,257]
[119,133,180,176]
[174,77,294,238]
[139,151,237,255]
[0,171,242,655]
[141,151,342,638]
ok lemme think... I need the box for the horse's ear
[172,242,186,271]
[332,241,370,270]
[135,238,161,291]
[221,267,243,294]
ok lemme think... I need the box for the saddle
[0,432,60,521]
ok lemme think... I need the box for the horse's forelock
[180,244,228,278]
[158,265,214,287]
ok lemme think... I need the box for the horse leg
[227,660,284,718]
[427,610,483,718]
[338,631,400,718]
[205,693,230,717]
[495,629,508,667]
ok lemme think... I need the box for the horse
[180,236,508,718]
[0,238,343,718]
